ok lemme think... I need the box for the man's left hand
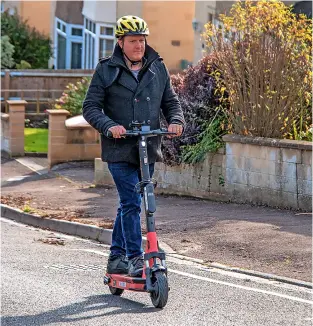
[168,124,183,138]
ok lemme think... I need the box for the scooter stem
[139,135,157,233]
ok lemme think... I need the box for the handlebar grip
[124,131,139,136]
[106,130,137,138]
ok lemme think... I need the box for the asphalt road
[2,156,312,282]
[1,218,312,326]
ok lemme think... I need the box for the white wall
[116,1,142,19]
[82,0,117,23]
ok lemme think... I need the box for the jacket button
[134,98,138,102]
[147,120,151,125]
[146,97,150,101]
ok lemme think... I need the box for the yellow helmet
[115,15,149,38]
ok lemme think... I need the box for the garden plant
[204,0,312,140]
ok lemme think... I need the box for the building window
[71,42,82,69]
[100,26,114,36]
[99,39,114,58]
[72,27,83,36]
[84,17,96,69]
[83,19,115,68]
[85,18,96,33]
[57,34,66,69]
[55,17,83,69]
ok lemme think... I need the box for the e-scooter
[103,121,175,309]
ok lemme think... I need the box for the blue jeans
[108,162,155,260]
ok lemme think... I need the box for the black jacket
[83,43,185,165]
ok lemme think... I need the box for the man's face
[118,35,145,62]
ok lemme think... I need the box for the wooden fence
[1,69,94,115]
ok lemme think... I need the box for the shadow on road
[1,293,158,325]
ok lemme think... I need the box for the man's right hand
[108,125,126,138]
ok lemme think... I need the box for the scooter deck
[106,273,147,291]
[107,273,146,282]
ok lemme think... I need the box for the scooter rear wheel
[150,271,168,308]
[109,286,124,296]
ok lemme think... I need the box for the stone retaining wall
[95,135,312,211]
[223,135,312,210]
[153,149,226,201]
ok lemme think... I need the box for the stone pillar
[47,109,69,168]
[1,113,10,155]
[7,100,27,157]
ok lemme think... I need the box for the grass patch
[24,128,48,153]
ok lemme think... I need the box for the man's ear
[117,38,123,48]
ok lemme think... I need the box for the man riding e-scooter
[83,15,185,277]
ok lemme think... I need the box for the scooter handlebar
[107,128,176,138]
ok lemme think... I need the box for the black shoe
[128,255,144,277]
[106,254,128,274]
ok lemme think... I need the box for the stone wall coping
[1,113,9,121]
[6,100,27,105]
[65,115,90,129]
[47,109,70,116]
[223,134,312,151]
[66,125,94,130]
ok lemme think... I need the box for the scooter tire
[150,271,168,309]
[109,286,124,296]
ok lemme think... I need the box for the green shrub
[1,11,52,68]
[0,35,15,68]
[55,77,91,116]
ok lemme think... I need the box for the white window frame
[83,17,115,69]
[54,18,67,69]
[54,17,83,69]
[98,23,115,60]
[83,17,96,69]
[68,23,83,69]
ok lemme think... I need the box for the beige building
[2,0,195,72]
[1,0,56,42]
[80,0,195,71]
[3,1,307,69]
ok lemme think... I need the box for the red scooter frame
[103,122,174,308]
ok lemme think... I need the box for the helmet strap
[123,51,142,68]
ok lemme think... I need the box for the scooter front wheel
[109,286,124,296]
[150,271,168,308]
